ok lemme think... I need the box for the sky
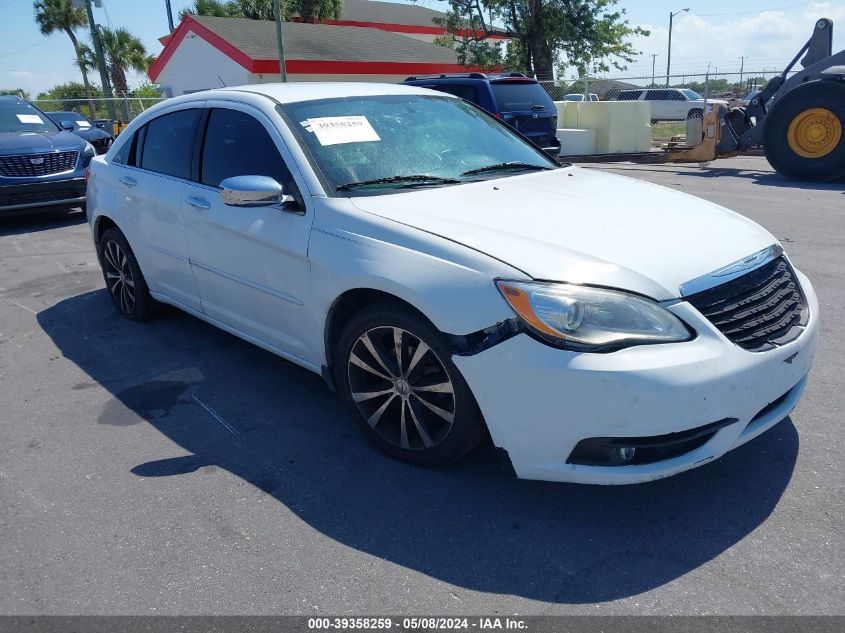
[1,0,843,96]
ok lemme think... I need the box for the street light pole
[273,0,287,82]
[651,53,659,87]
[665,8,689,87]
[83,0,116,119]
[165,0,175,33]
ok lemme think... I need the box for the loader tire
[763,80,845,182]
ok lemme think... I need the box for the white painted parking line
[191,394,242,439]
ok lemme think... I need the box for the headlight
[496,280,692,350]
[82,140,96,155]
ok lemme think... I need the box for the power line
[0,35,57,59]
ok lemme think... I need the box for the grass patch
[652,122,687,140]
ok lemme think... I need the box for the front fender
[306,200,525,366]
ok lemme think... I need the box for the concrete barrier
[554,101,652,154]
[556,129,597,155]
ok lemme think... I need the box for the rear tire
[98,226,157,321]
[763,80,845,182]
[334,300,486,467]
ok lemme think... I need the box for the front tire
[763,80,845,182]
[98,226,157,321]
[334,301,485,467]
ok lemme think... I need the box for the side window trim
[132,125,146,167]
[193,107,212,185]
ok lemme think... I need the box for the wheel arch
[323,288,440,388]
[93,214,119,245]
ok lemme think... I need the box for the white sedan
[86,83,818,484]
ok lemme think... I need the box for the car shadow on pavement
[38,289,799,605]
[0,209,87,237]
[677,168,845,191]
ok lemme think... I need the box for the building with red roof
[149,1,510,96]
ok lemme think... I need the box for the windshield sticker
[301,116,380,146]
[17,114,44,124]
[76,120,91,128]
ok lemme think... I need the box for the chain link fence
[537,70,794,151]
[540,69,788,102]
[29,94,167,133]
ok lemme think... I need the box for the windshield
[0,101,59,134]
[490,82,555,111]
[48,111,92,128]
[564,94,584,101]
[680,89,703,100]
[280,95,556,196]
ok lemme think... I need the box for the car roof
[403,73,536,84]
[215,82,449,104]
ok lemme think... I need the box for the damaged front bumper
[453,270,819,485]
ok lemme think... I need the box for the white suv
[616,88,730,122]
[86,83,817,484]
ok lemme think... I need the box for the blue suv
[0,96,93,218]
[402,72,561,157]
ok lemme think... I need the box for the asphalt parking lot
[0,156,842,615]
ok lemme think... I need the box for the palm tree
[180,0,243,19]
[297,0,342,23]
[33,0,97,118]
[86,28,154,120]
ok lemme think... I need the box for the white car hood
[350,167,777,300]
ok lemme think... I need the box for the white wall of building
[156,33,250,96]
[249,73,410,84]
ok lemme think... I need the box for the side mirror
[60,121,74,131]
[219,175,293,207]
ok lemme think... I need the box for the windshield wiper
[336,174,462,191]
[460,161,553,177]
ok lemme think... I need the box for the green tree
[181,0,342,23]
[33,0,97,117]
[34,81,109,117]
[429,0,648,81]
[0,88,31,99]
[131,81,164,99]
[180,0,242,19]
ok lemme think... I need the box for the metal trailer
[561,18,845,182]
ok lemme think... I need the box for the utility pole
[739,55,746,85]
[666,8,689,86]
[83,0,116,119]
[273,0,287,82]
[165,0,174,33]
[650,53,659,87]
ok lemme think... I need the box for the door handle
[119,176,137,187]
[186,196,211,210]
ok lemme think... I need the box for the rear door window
[140,108,201,179]
[490,82,554,111]
[617,91,643,101]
